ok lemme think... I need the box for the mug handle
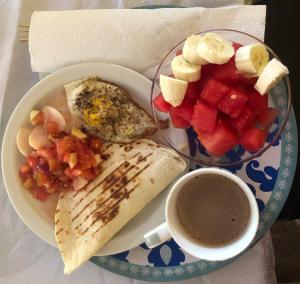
[143,222,171,248]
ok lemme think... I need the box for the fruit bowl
[151,29,292,167]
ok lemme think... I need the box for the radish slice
[42,106,66,133]
[29,125,51,150]
[73,176,88,191]
[16,127,33,156]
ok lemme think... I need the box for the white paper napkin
[29,6,266,75]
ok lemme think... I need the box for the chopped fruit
[235,44,269,76]
[254,58,289,95]
[191,100,217,133]
[218,88,248,118]
[169,108,190,128]
[185,81,201,102]
[45,121,59,134]
[69,153,78,169]
[153,94,171,112]
[230,105,255,132]
[239,127,267,152]
[71,127,87,139]
[257,108,278,130]
[30,110,44,126]
[176,49,183,56]
[200,79,230,107]
[232,42,242,52]
[247,88,268,115]
[202,58,241,84]
[160,75,188,107]
[169,101,194,128]
[171,54,201,82]
[197,119,238,157]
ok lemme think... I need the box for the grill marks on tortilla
[75,162,151,238]
[56,151,153,238]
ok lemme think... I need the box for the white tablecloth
[0,1,276,283]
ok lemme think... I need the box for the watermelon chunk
[176,49,183,56]
[200,79,230,107]
[201,58,241,84]
[239,127,267,152]
[257,108,278,130]
[230,105,255,132]
[185,81,201,102]
[218,88,248,118]
[191,100,218,133]
[197,119,238,157]
[248,89,268,115]
[153,94,171,112]
[169,101,194,128]
[233,42,242,52]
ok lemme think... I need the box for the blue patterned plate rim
[90,108,297,281]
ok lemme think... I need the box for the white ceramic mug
[143,168,259,261]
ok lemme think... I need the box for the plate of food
[1,62,188,274]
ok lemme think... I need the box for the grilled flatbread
[55,139,186,274]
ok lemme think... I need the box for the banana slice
[171,55,201,82]
[160,75,188,107]
[197,32,234,65]
[182,35,208,65]
[235,44,269,76]
[254,58,289,95]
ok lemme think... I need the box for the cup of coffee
[144,168,259,261]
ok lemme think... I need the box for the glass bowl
[151,29,292,167]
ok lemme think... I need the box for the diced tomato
[72,169,83,177]
[176,49,182,56]
[35,171,53,187]
[88,137,103,151]
[153,94,171,112]
[200,79,230,107]
[48,158,61,172]
[230,105,255,132]
[62,152,70,163]
[27,155,38,169]
[80,169,95,181]
[64,167,75,179]
[169,101,194,128]
[197,119,238,157]
[257,108,278,130]
[247,89,268,115]
[218,88,248,118]
[191,100,217,133]
[31,112,44,126]
[20,163,31,174]
[37,146,57,159]
[31,187,48,201]
[239,127,267,152]
[45,121,59,134]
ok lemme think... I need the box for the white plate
[1,62,188,256]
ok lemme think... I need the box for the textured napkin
[29,6,266,75]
